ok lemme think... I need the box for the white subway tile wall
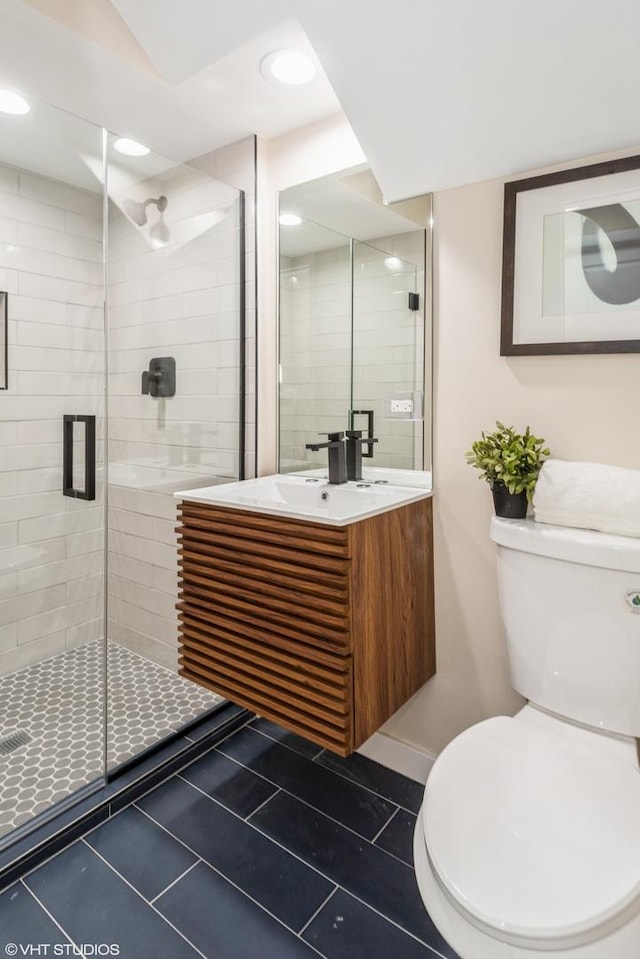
[0,162,104,678]
[190,135,256,480]
[280,232,425,471]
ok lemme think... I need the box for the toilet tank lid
[490,516,640,573]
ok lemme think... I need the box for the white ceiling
[0,0,341,165]
[109,0,294,85]
[3,0,640,200]
[290,0,640,200]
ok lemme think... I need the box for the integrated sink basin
[175,473,432,526]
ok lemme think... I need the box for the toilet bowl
[414,518,640,958]
[414,707,640,958]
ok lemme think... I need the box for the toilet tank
[490,517,640,737]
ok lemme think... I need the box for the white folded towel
[533,459,640,538]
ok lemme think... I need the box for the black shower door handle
[349,409,375,458]
[63,415,96,501]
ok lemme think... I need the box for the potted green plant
[465,421,550,518]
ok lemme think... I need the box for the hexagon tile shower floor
[0,642,221,837]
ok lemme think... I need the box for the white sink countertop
[283,465,432,489]
[174,473,432,526]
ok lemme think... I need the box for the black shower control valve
[141,357,176,397]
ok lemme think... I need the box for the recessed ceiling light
[0,90,30,115]
[261,50,316,86]
[113,138,150,157]
[279,213,303,226]
[384,256,404,272]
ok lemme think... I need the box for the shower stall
[0,96,247,845]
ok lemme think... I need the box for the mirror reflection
[278,168,431,484]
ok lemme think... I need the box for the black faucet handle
[306,432,347,484]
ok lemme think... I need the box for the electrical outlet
[390,399,413,413]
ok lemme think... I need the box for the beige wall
[380,157,640,756]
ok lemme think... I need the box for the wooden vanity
[176,495,435,756]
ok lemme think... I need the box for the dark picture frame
[500,154,640,355]
[0,292,6,389]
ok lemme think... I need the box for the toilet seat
[423,715,640,950]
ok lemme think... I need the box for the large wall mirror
[277,167,432,486]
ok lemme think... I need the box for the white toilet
[414,516,640,959]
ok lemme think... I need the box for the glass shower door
[105,137,244,769]
[0,99,106,840]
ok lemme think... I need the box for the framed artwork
[501,154,640,355]
[0,292,6,389]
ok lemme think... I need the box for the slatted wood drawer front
[177,503,351,654]
[179,630,352,754]
[177,502,354,754]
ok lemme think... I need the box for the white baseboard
[357,731,436,784]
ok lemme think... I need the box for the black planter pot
[492,486,528,519]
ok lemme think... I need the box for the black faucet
[305,432,347,485]
[345,430,379,481]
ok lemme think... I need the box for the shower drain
[0,730,31,756]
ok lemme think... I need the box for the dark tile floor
[0,717,460,959]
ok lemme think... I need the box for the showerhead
[122,196,171,249]
[123,195,168,225]
[123,196,148,225]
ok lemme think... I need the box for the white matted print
[501,156,640,355]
